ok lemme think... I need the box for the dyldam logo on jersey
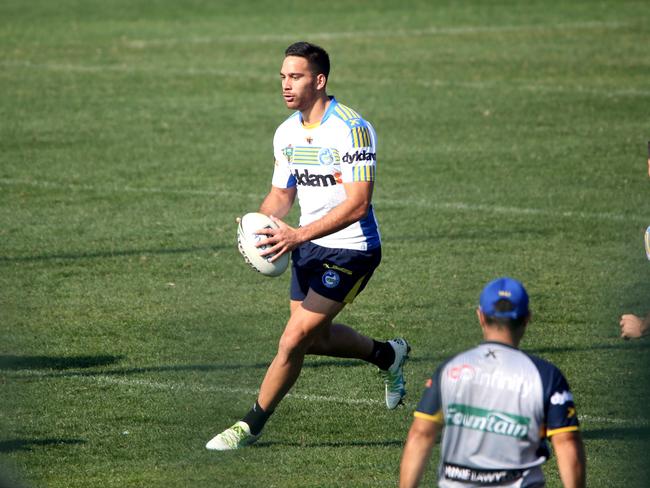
[445,403,530,439]
[292,169,342,187]
[550,390,573,405]
[342,150,376,163]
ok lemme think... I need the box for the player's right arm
[400,366,445,488]
[551,431,586,488]
[259,185,296,220]
[261,127,298,220]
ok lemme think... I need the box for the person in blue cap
[400,277,586,488]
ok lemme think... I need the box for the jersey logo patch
[322,270,340,288]
[318,148,335,165]
[550,390,574,405]
[283,145,294,163]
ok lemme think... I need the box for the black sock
[242,401,273,436]
[367,340,395,370]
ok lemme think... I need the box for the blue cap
[479,277,529,320]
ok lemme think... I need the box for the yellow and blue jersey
[272,96,380,251]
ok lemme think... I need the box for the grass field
[1,0,649,486]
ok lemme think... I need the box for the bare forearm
[400,419,438,488]
[552,432,586,488]
[255,182,372,258]
[400,438,433,488]
[557,454,586,488]
[259,188,294,220]
[296,198,368,243]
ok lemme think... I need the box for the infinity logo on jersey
[292,169,338,187]
[342,150,376,163]
[322,270,340,288]
[448,364,476,381]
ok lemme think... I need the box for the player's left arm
[536,357,584,488]
[399,417,440,488]
[257,180,373,259]
[550,431,586,488]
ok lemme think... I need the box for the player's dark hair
[484,298,528,329]
[285,41,330,79]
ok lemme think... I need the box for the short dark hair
[484,298,528,329]
[284,41,330,79]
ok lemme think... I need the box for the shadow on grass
[0,438,86,453]
[0,355,122,371]
[582,426,650,441]
[527,340,650,355]
[0,245,227,263]
[5,355,437,379]
[253,439,404,449]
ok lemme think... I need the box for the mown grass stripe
[7,370,646,426]
[0,178,642,223]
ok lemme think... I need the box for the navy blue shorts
[290,242,381,304]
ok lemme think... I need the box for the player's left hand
[255,215,302,261]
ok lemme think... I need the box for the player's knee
[277,327,311,359]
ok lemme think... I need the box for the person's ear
[315,73,327,90]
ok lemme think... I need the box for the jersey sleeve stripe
[414,410,444,424]
[339,104,358,119]
[351,128,359,147]
[352,165,376,182]
[546,425,580,437]
[351,127,372,148]
[334,105,350,121]
[355,128,363,147]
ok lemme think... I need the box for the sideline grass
[1,1,649,486]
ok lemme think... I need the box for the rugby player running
[206,42,409,450]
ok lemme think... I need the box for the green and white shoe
[205,421,261,451]
[382,338,410,409]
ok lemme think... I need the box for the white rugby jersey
[415,342,580,487]
[271,96,380,251]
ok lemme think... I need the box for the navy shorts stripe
[290,242,381,303]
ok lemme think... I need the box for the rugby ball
[237,213,289,277]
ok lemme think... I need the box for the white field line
[7,369,379,406]
[0,59,278,80]
[0,177,644,224]
[1,20,646,99]
[2,59,648,98]
[94,375,380,406]
[0,177,256,199]
[408,78,650,98]
[7,369,647,426]
[118,20,630,47]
